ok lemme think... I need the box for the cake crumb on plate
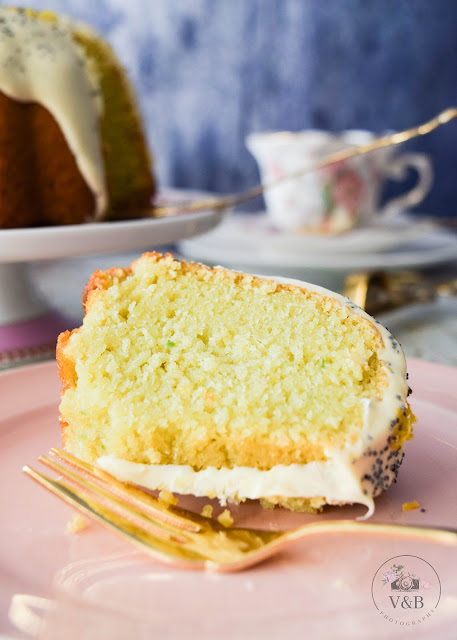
[402,500,420,511]
[217,509,234,527]
[66,514,89,534]
[201,504,214,518]
[158,489,178,506]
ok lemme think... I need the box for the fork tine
[23,465,208,570]
[36,457,189,543]
[23,459,285,572]
[49,448,200,533]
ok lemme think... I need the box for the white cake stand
[0,201,227,368]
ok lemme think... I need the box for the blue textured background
[6,0,457,217]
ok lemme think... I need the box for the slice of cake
[0,8,155,228]
[57,253,415,516]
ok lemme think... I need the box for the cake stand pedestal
[0,197,227,370]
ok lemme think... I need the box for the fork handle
[286,520,457,547]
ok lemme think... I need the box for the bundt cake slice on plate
[57,253,415,517]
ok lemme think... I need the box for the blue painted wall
[8,0,457,216]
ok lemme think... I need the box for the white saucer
[213,212,439,254]
[179,212,457,273]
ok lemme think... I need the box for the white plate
[179,212,457,272]
[0,192,227,264]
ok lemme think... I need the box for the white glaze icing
[97,455,377,515]
[96,272,410,519]
[0,9,107,218]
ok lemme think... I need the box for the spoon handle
[153,107,457,217]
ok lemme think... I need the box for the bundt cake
[0,8,155,228]
[56,253,415,516]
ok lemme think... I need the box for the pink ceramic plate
[1,359,456,639]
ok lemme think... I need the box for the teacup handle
[378,152,433,219]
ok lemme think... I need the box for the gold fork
[23,449,457,573]
[153,107,457,217]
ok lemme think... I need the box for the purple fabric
[0,312,70,352]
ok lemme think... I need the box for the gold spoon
[153,107,457,217]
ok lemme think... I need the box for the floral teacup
[246,130,433,234]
